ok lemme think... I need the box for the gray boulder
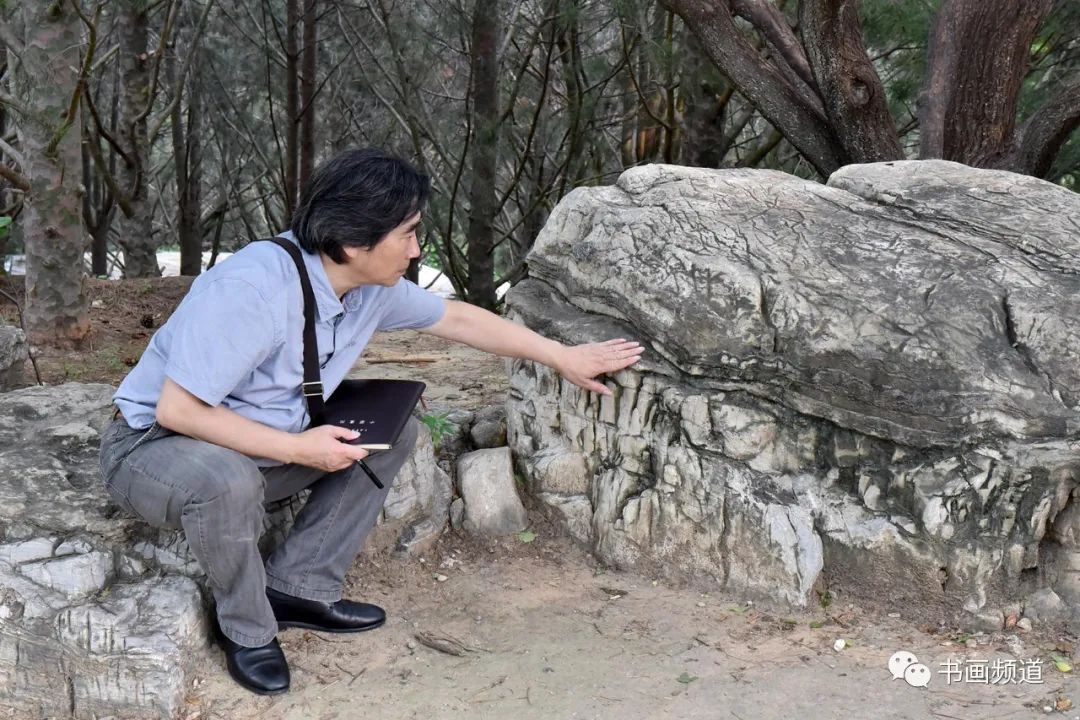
[0,325,27,390]
[505,160,1080,624]
[0,383,450,718]
[457,447,528,535]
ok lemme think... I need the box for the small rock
[469,405,507,449]
[887,612,900,618]
[449,498,465,530]
[1017,617,1033,631]
[833,639,846,652]
[406,640,417,650]
[434,573,448,582]
[696,601,706,607]
[457,448,528,535]
[1025,588,1066,622]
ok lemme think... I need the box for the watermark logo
[888,650,1045,687]
[889,650,931,687]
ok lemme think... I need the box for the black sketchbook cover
[322,379,426,450]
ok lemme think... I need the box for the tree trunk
[799,0,901,163]
[919,0,1054,166]
[171,14,204,277]
[1006,80,1080,179]
[81,127,113,277]
[681,28,731,168]
[14,2,90,345]
[659,0,844,176]
[465,0,500,310]
[299,0,318,191]
[285,0,300,219]
[117,2,158,277]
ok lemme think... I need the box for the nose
[408,235,421,259]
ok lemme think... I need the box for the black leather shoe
[211,616,290,696]
[267,587,386,633]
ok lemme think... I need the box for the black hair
[290,148,430,263]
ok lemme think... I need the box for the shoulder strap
[257,236,325,426]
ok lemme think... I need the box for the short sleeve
[376,278,446,331]
[163,278,281,406]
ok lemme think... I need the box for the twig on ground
[414,630,486,656]
[467,675,508,703]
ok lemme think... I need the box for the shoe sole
[230,676,290,697]
[276,617,386,634]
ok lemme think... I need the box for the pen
[357,459,384,489]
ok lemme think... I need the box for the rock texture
[457,447,528,535]
[0,325,27,390]
[505,160,1080,624]
[0,383,450,718]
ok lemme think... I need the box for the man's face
[344,211,422,287]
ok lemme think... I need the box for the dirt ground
[3,277,1079,719]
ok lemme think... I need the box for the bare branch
[148,0,218,145]
[0,136,28,172]
[0,160,29,192]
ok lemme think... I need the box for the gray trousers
[98,416,419,647]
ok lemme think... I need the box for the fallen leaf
[1050,651,1073,673]
[677,672,697,684]
[1056,697,1073,712]
[517,530,536,543]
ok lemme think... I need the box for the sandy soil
[3,277,1079,719]
[184,529,1080,720]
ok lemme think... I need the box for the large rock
[0,383,450,718]
[0,325,27,390]
[505,160,1080,623]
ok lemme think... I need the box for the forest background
[1,0,1078,348]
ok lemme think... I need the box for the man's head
[291,148,430,267]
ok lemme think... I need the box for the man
[99,148,643,695]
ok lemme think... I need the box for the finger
[600,338,627,346]
[345,446,370,462]
[581,379,611,395]
[326,425,360,440]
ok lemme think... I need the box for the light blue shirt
[114,232,446,456]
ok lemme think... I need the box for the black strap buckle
[302,381,324,397]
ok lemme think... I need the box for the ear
[342,244,365,261]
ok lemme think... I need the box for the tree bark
[171,12,204,277]
[658,0,844,176]
[299,0,318,191]
[919,0,1054,166]
[1006,79,1080,179]
[681,28,732,168]
[465,0,500,310]
[799,0,901,163]
[14,2,90,345]
[117,2,159,277]
[285,0,300,219]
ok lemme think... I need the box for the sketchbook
[322,378,426,450]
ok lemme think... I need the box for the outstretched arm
[421,299,643,395]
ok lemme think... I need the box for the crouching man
[99,148,643,695]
